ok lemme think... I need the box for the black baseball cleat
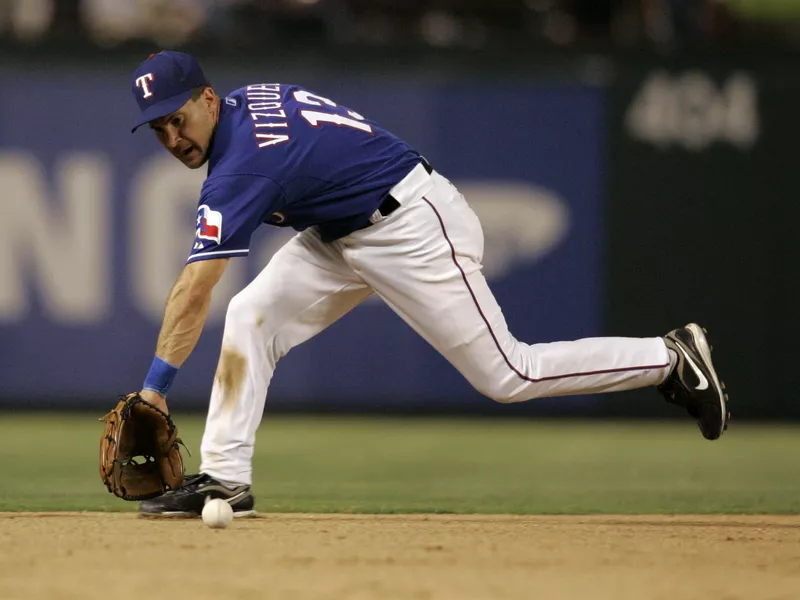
[139,473,256,518]
[658,323,730,440]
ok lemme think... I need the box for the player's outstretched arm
[139,258,229,412]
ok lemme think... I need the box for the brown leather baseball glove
[99,392,186,501]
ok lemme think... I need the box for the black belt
[375,158,433,218]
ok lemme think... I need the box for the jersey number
[293,90,373,134]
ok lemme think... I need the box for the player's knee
[473,380,520,404]
[475,380,545,404]
[487,390,521,404]
[225,291,263,333]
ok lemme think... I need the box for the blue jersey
[187,83,421,263]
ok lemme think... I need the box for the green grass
[0,414,798,514]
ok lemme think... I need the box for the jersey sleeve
[187,174,284,264]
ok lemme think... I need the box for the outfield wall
[0,52,795,418]
[604,55,800,419]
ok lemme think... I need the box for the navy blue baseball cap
[130,51,209,133]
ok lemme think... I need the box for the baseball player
[129,51,729,517]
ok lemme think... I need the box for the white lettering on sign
[336,181,571,306]
[129,155,244,323]
[0,154,569,325]
[625,70,759,151]
[0,152,111,322]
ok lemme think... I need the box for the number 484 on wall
[625,70,759,152]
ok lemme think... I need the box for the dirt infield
[1,513,799,600]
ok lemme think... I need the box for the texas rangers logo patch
[196,205,222,244]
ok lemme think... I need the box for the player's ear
[202,87,217,106]
[202,87,219,117]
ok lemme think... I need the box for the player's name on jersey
[244,84,289,149]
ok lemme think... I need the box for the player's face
[149,88,220,169]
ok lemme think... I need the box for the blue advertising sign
[0,67,605,409]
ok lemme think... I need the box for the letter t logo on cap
[136,73,155,99]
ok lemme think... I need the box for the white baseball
[202,498,234,529]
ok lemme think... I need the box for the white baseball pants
[200,162,671,485]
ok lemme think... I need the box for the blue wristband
[143,356,179,397]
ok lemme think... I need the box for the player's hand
[139,389,169,415]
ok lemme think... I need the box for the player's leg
[342,169,727,438]
[199,229,371,486]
